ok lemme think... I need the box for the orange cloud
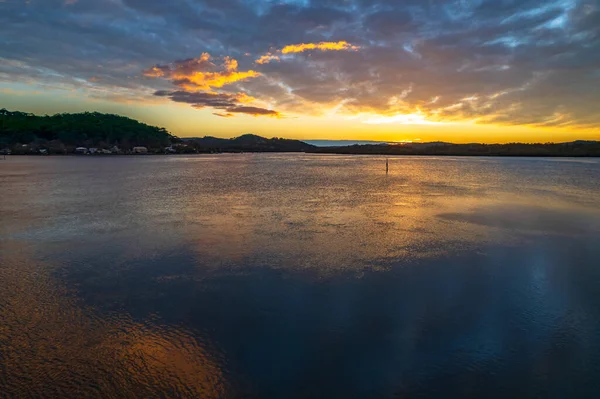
[143,66,165,78]
[256,53,281,65]
[234,92,256,103]
[255,41,359,64]
[144,53,260,91]
[175,70,261,91]
[146,53,280,118]
[281,41,359,54]
[223,56,238,72]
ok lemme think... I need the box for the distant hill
[184,134,315,153]
[305,140,453,147]
[312,141,600,157]
[305,140,390,147]
[183,136,600,156]
[568,140,600,145]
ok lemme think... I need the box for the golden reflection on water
[2,155,600,397]
[0,242,229,398]
[179,173,600,276]
[4,155,600,276]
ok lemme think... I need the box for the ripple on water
[2,155,600,398]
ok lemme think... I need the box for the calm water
[2,154,600,398]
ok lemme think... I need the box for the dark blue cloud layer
[1,0,599,127]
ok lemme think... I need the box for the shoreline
[3,152,600,158]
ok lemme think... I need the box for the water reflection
[0,241,229,398]
[2,155,600,397]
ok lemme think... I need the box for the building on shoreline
[132,146,148,154]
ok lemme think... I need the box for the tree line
[0,109,178,154]
[311,142,600,157]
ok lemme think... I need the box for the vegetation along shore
[1,109,599,157]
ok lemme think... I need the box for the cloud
[280,41,359,54]
[212,107,280,117]
[213,112,234,118]
[144,53,260,92]
[254,40,359,64]
[1,0,600,130]
[256,54,280,65]
[154,90,279,117]
[226,106,280,117]
[145,53,277,116]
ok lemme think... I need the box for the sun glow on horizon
[362,111,447,126]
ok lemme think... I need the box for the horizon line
[184,135,600,146]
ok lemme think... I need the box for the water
[1,154,600,398]
[304,140,390,146]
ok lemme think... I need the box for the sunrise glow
[362,112,444,126]
[0,0,598,143]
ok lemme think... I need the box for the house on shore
[132,146,148,154]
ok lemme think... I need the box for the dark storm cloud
[154,90,279,117]
[153,90,240,109]
[1,0,599,127]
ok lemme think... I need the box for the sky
[0,0,599,143]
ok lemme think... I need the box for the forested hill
[0,109,177,153]
[185,134,315,152]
